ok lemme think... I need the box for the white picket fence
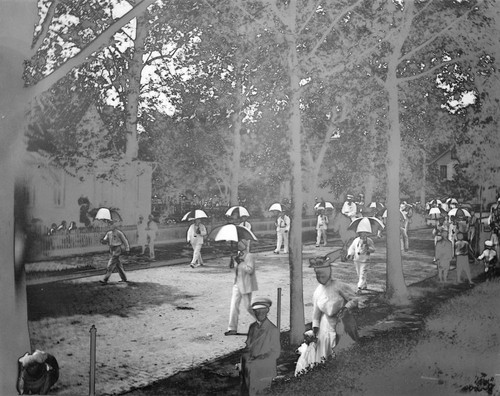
[26,217,318,261]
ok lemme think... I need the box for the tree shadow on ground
[27,281,196,320]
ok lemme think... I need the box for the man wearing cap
[309,255,359,363]
[240,297,280,396]
[273,211,290,254]
[341,193,358,221]
[225,240,258,336]
[99,220,130,284]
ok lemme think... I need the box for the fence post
[277,287,281,334]
[89,325,96,396]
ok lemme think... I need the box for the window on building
[440,165,447,180]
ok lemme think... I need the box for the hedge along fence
[26,216,318,262]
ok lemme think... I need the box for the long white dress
[312,279,358,363]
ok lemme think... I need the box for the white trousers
[354,260,368,289]
[275,230,289,253]
[190,242,204,265]
[316,229,327,245]
[227,284,254,331]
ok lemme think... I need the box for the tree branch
[32,0,158,92]
[32,0,60,52]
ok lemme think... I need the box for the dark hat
[251,297,272,310]
[309,249,343,269]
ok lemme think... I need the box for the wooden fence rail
[26,217,318,262]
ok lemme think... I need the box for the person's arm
[366,238,376,253]
[199,224,207,236]
[186,225,193,243]
[311,291,322,334]
[346,238,357,258]
[119,230,130,251]
[242,254,255,274]
[338,282,359,310]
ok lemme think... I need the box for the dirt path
[27,230,438,396]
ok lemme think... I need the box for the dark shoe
[224,330,237,336]
[99,280,108,285]
[190,263,195,268]
[315,245,320,248]
[356,288,362,295]
[274,251,279,254]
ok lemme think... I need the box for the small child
[294,330,317,376]
[435,230,453,283]
[454,232,474,285]
[477,240,498,279]
[315,209,329,247]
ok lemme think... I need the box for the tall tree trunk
[420,149,426,206]
[125,15,148,161]
[384,5,413,305]
[230,76,243,206]
[285,1,305,345]
[0,2,37,392]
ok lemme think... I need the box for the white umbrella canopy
[225,206,250,217]
[348,217,384,234]
[314,202,334,210]
[268,203,283,212]
[94,207,123,222]
[428,207,445,219]
[208,224,258,242]
[181,209,208,221]
[448,208,471,218]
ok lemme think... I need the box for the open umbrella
[93,207,122,222]
[314,202,334,210]
[181,209,208,222]
[209,224,258,242]
[348,217,384,234]
[448,208,471,218]
[225,206,250,218]
[268,203,283,212]
[428,207,445,219]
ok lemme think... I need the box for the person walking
[239,297,281,396]
[315,208,329,247]
[435,229,453,283]
[187,217,207,268]
[400,210,409,252]
[273,211,290,254]
[308,255,359,363]
[341,193,358,221]
[225,240,258,336]
[239,215,252,248]
[99,220,130,284]
[136,215,147,255]
[146,214,158,260]
[454,232,474,286]
[347,230,376,293]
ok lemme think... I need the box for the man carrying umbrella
[274,210,290,254]
[99,219,130,285]
[186,213,208,268]
[224,239,258,336]
[347,218,376,293]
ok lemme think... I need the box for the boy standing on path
[347,231,375,293]
[187,218,207,268]
[100,221,130,284]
